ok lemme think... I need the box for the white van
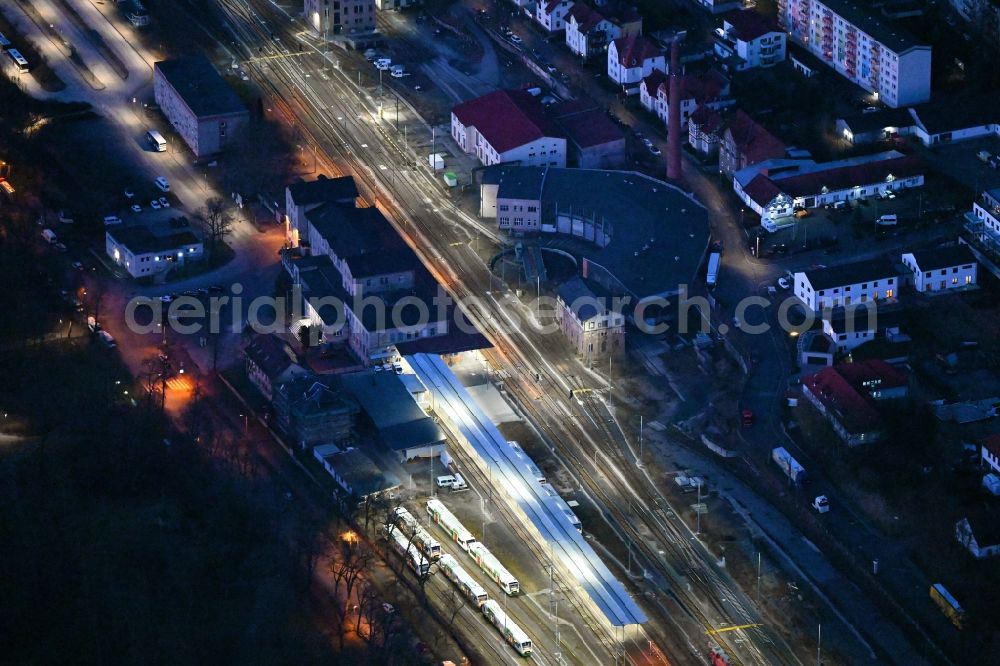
[876,214,897,226]
[832,200,847,210]
[154,176,170,192]
[450,473,468,492]
[146,129,167,152]
[435,475,456,488]
[103,215,123,226]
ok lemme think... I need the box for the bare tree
[198,197,235,263]
[443,585,466,635]
[329,538,374,649]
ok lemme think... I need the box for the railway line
[206,1,805,663]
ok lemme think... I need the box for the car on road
[390,68,410,78]
[131,204,142,213]
[647,143,661,156]
[812,495,831,513]
[159,197,170,208]
[509,34,522,44]
[150,199,162,210]
[154,176,170,192]
[777,276,791,290]
[374,58,392,70]
[72,261,84,271]
[97,330,117,348]
[545,64,557,73]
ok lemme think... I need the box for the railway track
[205,1,804,663]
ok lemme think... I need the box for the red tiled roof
[567,3,605,31]
[804,368,882,434]
[690,105,723,133]
[552,100,624,148]
[452,89,563,154]
[641,70,668,96]
[612,34,662,67]
[742,172,783,206]
[723,9,782,42]
[774,154,922,198]
[834,359,909,392]
[661,71,729,104]
[983,435,1000,460]
[725,109,786,165]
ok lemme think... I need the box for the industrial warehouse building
[153,56,249,157]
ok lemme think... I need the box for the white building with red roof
[733,150,924,230]
[641,70,730,129]
[607,34,665,87]
[535,0,575,33]
[451,90,567,168]
[718,109,787,175]
[714,10,786,71]
[688,106,724,157]
[565,3,642,61]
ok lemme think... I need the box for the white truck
[772,447,806,485]
[706,252,721,287]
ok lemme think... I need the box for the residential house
[902,245,977,293]
[565,2,642,61]
[654,70,730,131]
[451,89,567,168]
[535,0,575,33]
[733,150,924,230]
[272,375,360,449]
[607,34,665,89]
[555,277,625,359]
[551,98,626,168]
[314,445,401,501]
[778,0,932,107]
[982,435,1000,474]
[713,10,786,71]
[794,259,899,312]
[153,56,248,157]
[718,109,786,175]
[955,516,1000,559]
[106,226,203,279]
[688,105,724,157]
[801,359,909,446]
[244,334,309,401]
[305,0,376,35]
[639,70,669,122]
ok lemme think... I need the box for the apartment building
[714,10,787,70]
[607,34,665,88]
[535,0,575,33]
[305,0,376,36]
[902,245,978,292]
[778,0,931,107]
[794,259,899,311]
[565,2,642,61]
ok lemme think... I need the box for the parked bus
[426,499,477,551]
[706,252,721,287]
[146,129,167,152]
[930,583,965,629]
[469,542,519,596]
[482,599,532,657]
[7,49,29,74]
[438,554,488,608]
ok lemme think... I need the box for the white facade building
[305,0,376,35]
[535,0,575,33]
[451,90,567,168]
[555,277,625,359]
[106,226,204,279]
[607,35,665,87]
[794,259,898,312]
[777,0,931,107]
[902,246,978,293]
[565,4,642,61]
[714,10,787,70]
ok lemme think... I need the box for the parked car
[131,204,142,213]
[509,34,522,44]
[72,261,84,271]
[159,197,170,208]
[812,495,831,513]
[154,176,170,192]
[777,276,791,290]
[647,143,661,156]
[124,188,135,199]
[150,199,162,210]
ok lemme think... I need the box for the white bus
[393,507,441,560]
[482,599,532,657]
[469,542,519,596]
[438,554,488,607]
[146,129,167,152]
[7,49,29,74]
[706,252,721,287]
[426,499,477,551]
[388,526,430,576]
